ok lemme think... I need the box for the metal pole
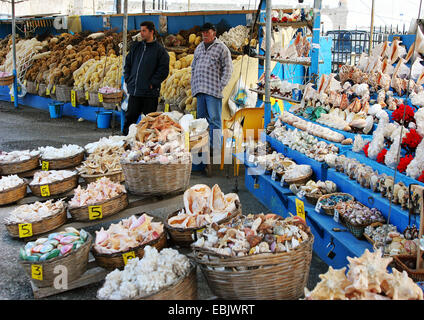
[369,0,374,54]
[12,0,18,108]
[264,0,271,127]
[121,0,128,133]
[310,0,322,82]
[188,0,190,11]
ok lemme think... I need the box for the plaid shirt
[191,38,233,99]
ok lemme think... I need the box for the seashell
[342,138,353,145]
[65,227,80,235]
[39,248,60,261]
[31,245,44,254]
[40,244,54,254]
[35,238,49,245]
[247,235,263,248]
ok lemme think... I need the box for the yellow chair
[220,107,265,176]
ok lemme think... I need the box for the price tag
[46,87,50,96]
[31,264,43,280]
[36,83,39,91]
[10,95,14,102]
[88,205,103,220]
[280,176,285,187]
[18,223,33,238]
[271,170,277,181]
[334,209,339,223]
[98,93,103,102]
[315,201,322,213]
[23,80,27,87]
[41,161,49,171]
[71,90,76,107]
[296,198,305,221]
[85,91,89,100]
[190,110,197,119]
[40,185,50,197]
[52,85,56,94]
[297,190,306,199]
[185,131,190,151]
[164,103,169,112]
[122,251,136,265]
[248,154,255,163]
[254,183,260,189]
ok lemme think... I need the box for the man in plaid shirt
[191,23,233,160]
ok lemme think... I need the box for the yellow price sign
[36,83,39,91]
[88,205,103,220]
[122,251,136,265]
[71,90,76,107]
[52,85,56,94]
[18,223,33,238]
[185,131,190,151]
[295,198,305,221]
[31,264,43,280]
[164,103,169,112]
[41,161,49,171]
[10,95,14,102]
[46,87,50,96]
[254,183,260,189]
[85,91,89,100]
[98,93,103,103]
[40,185,50,197]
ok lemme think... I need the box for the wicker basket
[101,91,123,104]
[343,219,371,239]
[38,83,47,97]
[88,91,102,107]
[0,182,27,206]
[26,81,38,95]
[284,171,313,187]
[164,200,242,247]
[192,234,314,300]
[317,193,355,216]
[97,262,197,300]
[92,231,167,270]
[55,85,72,102]
[120,154,192,196]
[5,206,67,238]
[304,192,322,205]
[68,192,128,222]
[0,75,14,86]
[80,171,125,184]
[363,222,383,245]
[41,151,84,170]
[189,130,209,151]
[0,155,40,175]
[19,233,92,288]
[29,173,79,197]
[393,255,424,282]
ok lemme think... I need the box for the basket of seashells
[38,144,85,170]
[0,150,40,176]
[282,164,313,186]
[316,193,354,216]
[335,200,385,239]
[0,73,14,86]
[191,213,314,300]
[91,214,167,270]
[296,180,337,205]
[29,170,79,198]
[19,228,92,288]
[0,175,28,206]
[97,246,197,300]
[164,184,242,247]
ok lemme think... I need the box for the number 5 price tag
[40,185,50,197]
[296,198,305,221]
[98,93,103,103]
[122,251,136,265]
[18,223,33,238]
[88,205,103,220]
[31,264,43,280]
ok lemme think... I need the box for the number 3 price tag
[31,264,43,280]
[88,205,103,220]
[122,251,136,265]
[296,198,305,221]
[41,161,49,171]
[18,223,33,238]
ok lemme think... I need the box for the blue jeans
[196,93,222,149]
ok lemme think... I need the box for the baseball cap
[200,23,216,32]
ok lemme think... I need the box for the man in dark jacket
[123,21,169,135]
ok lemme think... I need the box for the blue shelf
[239,153,373,269]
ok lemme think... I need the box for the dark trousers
[123,95,158,135]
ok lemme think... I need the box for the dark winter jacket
[124,40,169,97]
